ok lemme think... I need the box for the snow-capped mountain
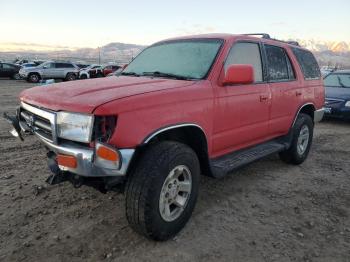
[290,39,350,53]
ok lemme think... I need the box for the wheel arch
[140,124,212,176]
[292,103,316,127]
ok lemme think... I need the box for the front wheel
[279,113,314,165]
[27,73,40,83]
[125,141,200,241]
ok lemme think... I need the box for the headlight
[57,112,94,143]
[345,101,350,107]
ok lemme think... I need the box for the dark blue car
[324,70,350,120]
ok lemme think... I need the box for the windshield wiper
[142,71,195,80]
[121,71,140,77]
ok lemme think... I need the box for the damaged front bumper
[3,103,135,179]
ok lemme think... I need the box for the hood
[325,86,350,100]
[19,76,195,113]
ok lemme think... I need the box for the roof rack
[244,33,300,46]
[244,33,271,39]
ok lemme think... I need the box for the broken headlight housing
[56,112,94,143]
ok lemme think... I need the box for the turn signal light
[57,154,77,168]
[97,145,119,162]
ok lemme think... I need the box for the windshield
[123,39,223,80]
[324,73,350,88]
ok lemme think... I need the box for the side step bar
[209,140,289,178]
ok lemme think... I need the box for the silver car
[19,61,79,83]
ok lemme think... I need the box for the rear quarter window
[292,48,321,80]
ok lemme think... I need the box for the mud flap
[3,111,24,141]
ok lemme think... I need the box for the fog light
[57,154,77,169]
[95,143,121,169]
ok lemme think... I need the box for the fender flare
[142,123,208,144]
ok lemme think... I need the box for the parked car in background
[79,64,103,79]
[76,63,90,69]
[5,33,324,241]
[21,62,38,68]
[19,61,79,83]
[106,67,123,77]
[103,65,121,76]
[0,63,21,79]
[323,70,350,120]
[14,59,29,65]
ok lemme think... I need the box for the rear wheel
[125,141,200,241]
[28,73,40,83]
[279,113,314,165]
[80,74,88,79]
[12,73,21,80]
[65,73,77,81]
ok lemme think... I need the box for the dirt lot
[0,79,349,262]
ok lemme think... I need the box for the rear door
[212,41,271,156]
[263,44,299,136]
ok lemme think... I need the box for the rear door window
[265,45,294,81]
[224,42,263,82]
[292,48,321,80]
[56,63,74,68]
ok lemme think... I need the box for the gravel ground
[0,79,349,262]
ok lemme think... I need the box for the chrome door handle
[260,95,268,102]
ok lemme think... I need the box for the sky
[0,0,349,50]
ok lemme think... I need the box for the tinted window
[292,48,320,80]
[224,42,263,82]
[324,73,350,88]
[265,45,291,81]
[56,63,74,68]
[3,64,15,69]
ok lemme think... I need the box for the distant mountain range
[0,42,146,64]
[0,40,349,68]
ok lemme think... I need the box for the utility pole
[98,47,101,64]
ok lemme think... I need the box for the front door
[212,41,271,157]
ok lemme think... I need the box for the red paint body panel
[19,34,325,160]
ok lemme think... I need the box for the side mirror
[223,64,254,85]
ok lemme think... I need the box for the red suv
[5,33,324,241]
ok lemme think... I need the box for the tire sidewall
[29,73,39,83]
[66,73,76,81]
[13,73,21,80]
[290,114,314,163]
[143,145,200,240]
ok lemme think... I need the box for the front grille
[19,102,56,143]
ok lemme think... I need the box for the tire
[96,72,104,78]
[27,73,40,83]
[279,113,314,165]
[80,74,87,79]
[12,73,21,80]
[65,73,77,81]
[125,141,200,241]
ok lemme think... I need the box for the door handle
[296,91,302,96]
[260,95,268,102]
